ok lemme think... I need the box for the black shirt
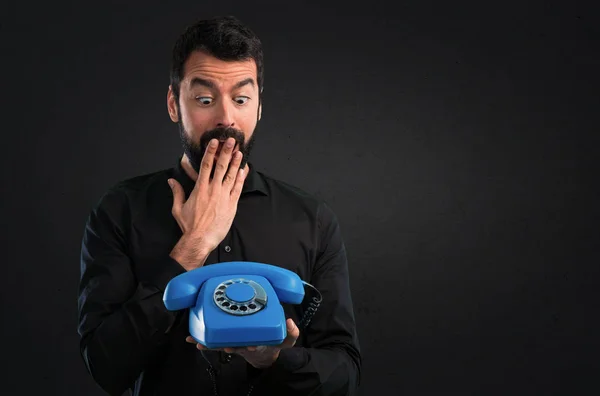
[77,158,362,396]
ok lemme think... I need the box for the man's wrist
[170,235,212,271]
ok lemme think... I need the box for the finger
[198,138,219,186]
[223,149,243,187]
[196,342,217,351]
[212,137,236,183]
[229,163,249,199]
[258,345,269,352]
[188,340,216,351]
[244,345,265,352]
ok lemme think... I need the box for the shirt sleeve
[77,189,186,396]
[249,201,362,395]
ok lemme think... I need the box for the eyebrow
[189,77,255,91]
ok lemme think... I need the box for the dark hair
[169,16,264,103]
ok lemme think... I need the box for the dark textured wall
[2,1,598,395]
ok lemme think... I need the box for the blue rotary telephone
[163,261,321,349]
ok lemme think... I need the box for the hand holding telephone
[163,261,321,349]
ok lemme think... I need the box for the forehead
[182,50,257,89]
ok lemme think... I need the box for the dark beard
[178,121,256,177]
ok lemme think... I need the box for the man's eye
[196,97,213,105]
[234,96,250,105]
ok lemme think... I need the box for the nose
[214,99,235,129]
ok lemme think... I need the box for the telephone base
[188,274,288,349]
[189,337,285,349]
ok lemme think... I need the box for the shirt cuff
[271,347,309,373]
[245,347,309,381]
[150,256,186,292]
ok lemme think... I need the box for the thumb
[281,318,299,349]
[168,178,184,215]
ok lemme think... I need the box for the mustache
[199,126,246,148]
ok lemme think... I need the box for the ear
[167,85,179,123]
[258,86,263,121]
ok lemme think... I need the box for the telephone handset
[163,261,322,348]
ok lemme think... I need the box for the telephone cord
[200,350,255,396]
[297,281,322,329]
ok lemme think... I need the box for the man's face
[167,50,261,174]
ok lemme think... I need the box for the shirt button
[226,354,232,361]
[224,245,231,253]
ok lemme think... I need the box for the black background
[2,1,599,395]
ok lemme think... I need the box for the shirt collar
[173,157,269,197]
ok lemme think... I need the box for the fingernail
[210,139,218,147]
[167,179,173,188]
